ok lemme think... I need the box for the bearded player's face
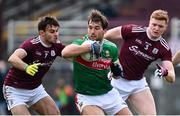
[41,25,59,45]
[88,20,106,41]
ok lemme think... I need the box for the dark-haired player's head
[38,16,60,31]
[87,9,108,41]
[38,16,60,45]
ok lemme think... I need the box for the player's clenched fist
[24,63,40,76]
[108,62,124,80]
[154,64,168,78]
[90,41,102,58]
[82,40,102,59]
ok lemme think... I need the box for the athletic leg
[31,96,60,115]
[11,105,31,115]
[115,107,132,115]
[81,105,105,115]
[128,89,156,115]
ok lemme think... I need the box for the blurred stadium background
[0,0,180,115]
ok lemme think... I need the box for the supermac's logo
[129,46,155,61]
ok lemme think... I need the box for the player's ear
[39,30,45,36]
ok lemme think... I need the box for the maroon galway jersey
[4,36,65,89]
[120,24,172,80]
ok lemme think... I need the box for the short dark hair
[88,9,108,30]
[38,16,60,31]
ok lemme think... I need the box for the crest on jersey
[105,50,110,57]
[152,48,158,54]
[51,50,56,56]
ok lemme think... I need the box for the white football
[81,40,98,61]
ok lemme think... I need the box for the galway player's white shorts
[75,88,128,115]
[111,77,149,100]
[3,84,49,110]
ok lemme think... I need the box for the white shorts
[3,84,49,110]
[111,77,149,100]
[75,88,128,115]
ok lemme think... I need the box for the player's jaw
[43,34,57,46]
[89,34,96,40]
[150,30,161,38]
[49,36,58,44]
[89,34,103,41]
[149,27,165,39]
[148,19,167,39]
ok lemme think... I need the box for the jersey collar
[38,36,52,48]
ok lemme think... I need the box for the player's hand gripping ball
[81,40,102,61]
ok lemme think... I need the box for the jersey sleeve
[121,24,134,40]
[72,39,84,45]
[159,39,172,61]
[19,39,34,54]
[161,49,172,61]
[121,24,145,41]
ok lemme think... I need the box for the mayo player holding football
[62,9,132,115]
[3,16,65,115]
[104,9,175,115]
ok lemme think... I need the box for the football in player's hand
[81,40,98,61]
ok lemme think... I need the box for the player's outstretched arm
[165,61,176,83]
[172,50,180,66]
[62,44,91,58]
[104,26,123,40]
[8,48,28,71]
[62,40,101,58]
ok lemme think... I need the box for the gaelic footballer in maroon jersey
[104,10,175,115]
[3,16,65,115]
[120,24,171,80]
[4,36,64,89]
